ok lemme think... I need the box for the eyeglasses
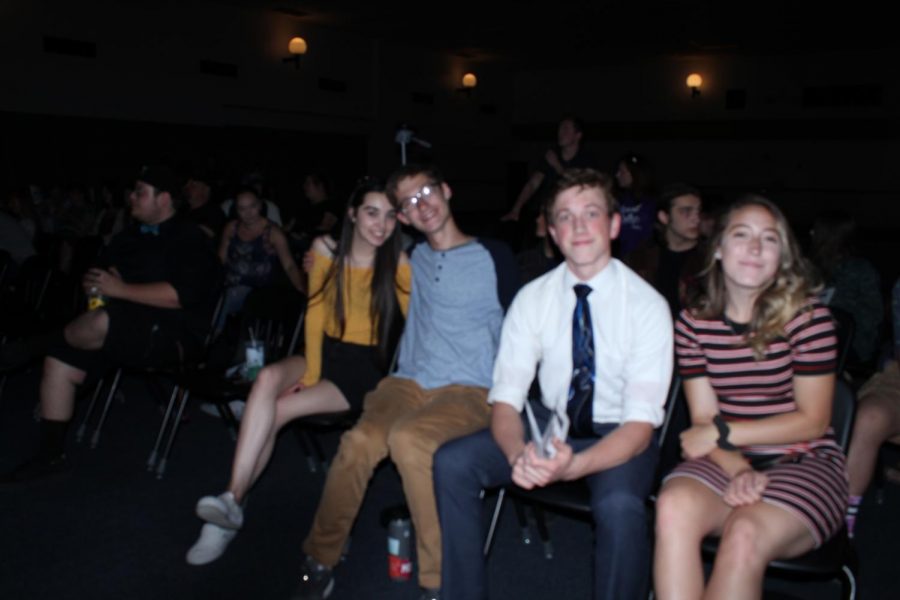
[400,183,438,214]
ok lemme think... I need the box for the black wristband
[712,414,738,451]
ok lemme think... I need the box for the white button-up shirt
[489,259,673,427]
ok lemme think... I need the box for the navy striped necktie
[567,283,595,437]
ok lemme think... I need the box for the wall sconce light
[686,73,702,98]
[457,72,477,97]
[283,36,308,69]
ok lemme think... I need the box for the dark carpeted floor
[1,368,897,600]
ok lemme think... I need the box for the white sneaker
[199,400,245,421]
[186,523,237,565]
[196,491,244,529]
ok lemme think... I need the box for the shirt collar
[562,258,617,293]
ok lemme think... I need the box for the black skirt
[320,336,385,411]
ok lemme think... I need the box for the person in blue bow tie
[3,165,221,482]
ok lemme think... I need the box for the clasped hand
[723,469,768,507]
[83,267,124,298]
[511,438,574,489]
[680,423,768,506]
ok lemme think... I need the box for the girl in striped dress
[653,196,848,600]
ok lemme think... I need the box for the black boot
[2,419,71,483]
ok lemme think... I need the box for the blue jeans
[434,417,659,600]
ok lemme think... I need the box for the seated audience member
[845,276,900,537]
[3,187,38,241]
[94,183,128,246]
[292,173,341,244]
[654,196,847,600]
[56,184,98,275]
[810,210,883,365]
[183,169,226,242]
[216,188,305,330]
[0,196,36,267]
[3,165,221,481]
[186,178,411,564]
[220,171,282,226]
[436,169,673,600]
[292,164,517,600]
[627,183,705,315]
[614,153,658,258]
[515,207,562,283]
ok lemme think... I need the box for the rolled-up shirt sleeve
[620,293,673,426]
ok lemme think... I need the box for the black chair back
[653,375,690,494]
[831,378,855,452]
[829,306,855,375]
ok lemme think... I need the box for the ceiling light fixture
[284,37,308,69]
[457,72,477,97]
[686,73,702,98]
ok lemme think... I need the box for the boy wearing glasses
[294,164,518,600]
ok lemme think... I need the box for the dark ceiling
[213,0,895,67]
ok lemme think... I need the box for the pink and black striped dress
[667,300,849,546]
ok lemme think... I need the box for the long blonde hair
[691,195,819,358]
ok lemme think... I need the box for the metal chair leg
[842,564,857,600]
[292,427,318,473]
[308,431,329,470]
[156,388,190,479]
[91,368,122,448]
[147,384,181,471]
[216,402,239,441]
[76,377,105,443]
[511,496,532,546]
[532,505,553,559]
[483,488,506,557]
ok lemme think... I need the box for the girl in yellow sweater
[187,178,411,565]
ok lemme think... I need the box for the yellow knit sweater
[301,252,411,387]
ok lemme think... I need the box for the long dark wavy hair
[691,194,818,359]
[308,177,405,365]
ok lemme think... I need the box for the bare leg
[846,393,900,496]
[63,310,109,351]
[704,502,816,600]
[227,356,351,501]
[245,380,348,488]
[40,357,87,421]
[654,477,731,600]
[37,310,107,421]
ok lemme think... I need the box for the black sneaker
[291,556,334,600]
